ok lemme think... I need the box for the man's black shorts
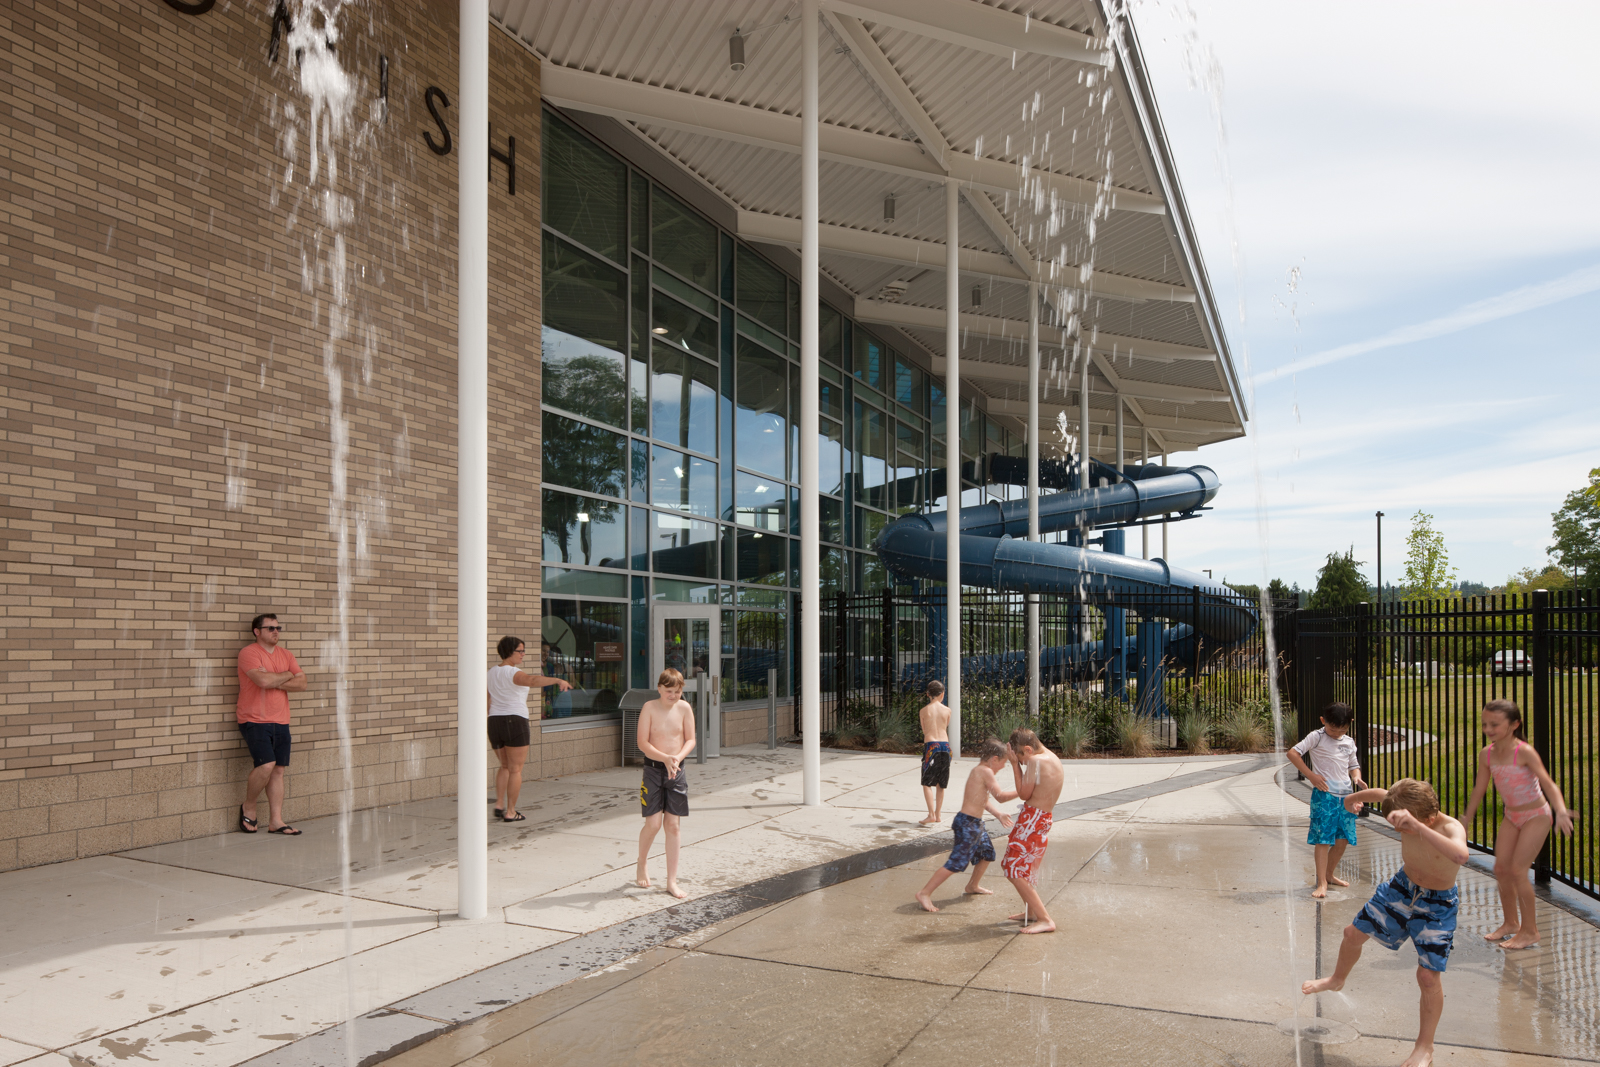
[640,759,689,817]
[238,722,291,767]
[487,715,531,749]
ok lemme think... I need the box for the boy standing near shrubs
[917,680,952,825]
[1287,702,1366,898]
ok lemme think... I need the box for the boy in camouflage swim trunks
[915,739,1016,912]
[1302,779,1468,1067]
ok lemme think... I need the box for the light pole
[1375,511,1384,608]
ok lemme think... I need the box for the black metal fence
[787,585,1599,901]
[1292,591,1599,900]
[797,587,1289,746]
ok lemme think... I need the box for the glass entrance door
[651,605,721,758]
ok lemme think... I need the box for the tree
[1268,578,1295,605]
[1308,551,1368,610]
[1402,511,1457,602]
[1548,467,1600,583]
[1504,565,1572,594]
[1225,579,1261,602]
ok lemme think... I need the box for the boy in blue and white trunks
[1286,701,1366,897]
[1303,779,1468,1067]
[915,739,1016,912]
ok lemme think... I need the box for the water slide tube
[875,463,1256,692]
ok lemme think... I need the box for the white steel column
[799,0,822,807]
[1161,451,1170,560]
[945,179,961,757]
[1141,429,1149,559]
[1025,279,1039,719]
[456,0,489,922]
[1079,351,1090,489]
[1115,396,1124,476]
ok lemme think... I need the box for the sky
[1126,0,1600,592]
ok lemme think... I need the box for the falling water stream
[279,4,362,1063]
[1128,0,1358,1055]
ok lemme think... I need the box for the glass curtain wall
[539,111,1027,714]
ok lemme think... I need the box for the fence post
[1354,602,1371,787]
[1531,588,1551,884]
[835,590,848,716]
[768,667,778,750]
[793,595,802,739]
[881,587,894,712]
[1191,584,1203,693]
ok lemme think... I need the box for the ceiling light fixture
[877,279,909,303]
[651,326,669,334]
[729,32,746,72]
[883,193,896,223]
[971,286,982,308]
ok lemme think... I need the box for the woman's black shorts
[487,715,531,749]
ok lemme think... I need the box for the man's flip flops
[239,806,257,834]
[501,812,526,822]
[267,825,302,835]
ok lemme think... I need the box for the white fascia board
[740,211,1028,281]
[986,399,1240,436]
[854,299,1215,357]
[942,359,1230,404]
[539,65,1161,215]
[740,213,1184,301]
[825,0,1110,67]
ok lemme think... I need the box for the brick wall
[0,2,561,871]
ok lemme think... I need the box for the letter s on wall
[424,87,452,156]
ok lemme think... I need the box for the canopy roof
[495,0,1245,457]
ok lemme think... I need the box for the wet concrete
[372,764,1600,1067]
[6,752,1593,1067]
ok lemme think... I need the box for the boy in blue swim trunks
[1303,779,1468,1067]
[1287,702,1366,897]
[915,739,1016,912]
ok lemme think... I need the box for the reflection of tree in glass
[543,331,627,429]
[542,412,626,534]
[542,489,621,565]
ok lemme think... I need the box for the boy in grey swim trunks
[636,668,696,900]
[915,739,1016,912]
[1302,779,1468,1067]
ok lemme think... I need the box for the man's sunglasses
[259,625,283,632]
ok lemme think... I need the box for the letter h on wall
[489,125,515,196]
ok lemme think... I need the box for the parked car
[1492,650,1531,676]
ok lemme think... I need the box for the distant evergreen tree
[1268,577,1294,604]
[1309,551,1369,609]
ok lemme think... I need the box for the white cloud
[1255,263,1600,382]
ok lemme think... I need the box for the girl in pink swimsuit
[1460,699,1574,949]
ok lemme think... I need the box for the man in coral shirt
[237,613,307,834]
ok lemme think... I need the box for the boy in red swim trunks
[1002,727,1064,934]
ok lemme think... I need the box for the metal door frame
[650,603,722,758]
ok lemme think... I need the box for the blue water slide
[875,463,1256,702]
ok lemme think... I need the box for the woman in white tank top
[487,636,571,822]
